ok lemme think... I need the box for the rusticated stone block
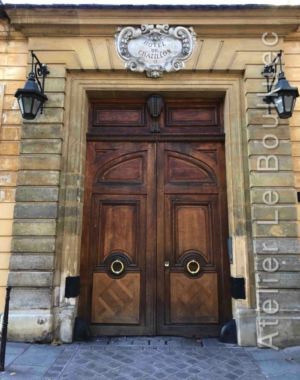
[0,126,21,141]
[7,310,53,343]
[250,189,296,204]
[256,272,300,288]
[13,220,56,236]
[44,78,65,92]
[0,172,17,186]
[21,139,62,154]
[0,141,20,155]
[0,203,14,219]
[24,108,64,124]
[249,155,293,171]
[46,65,66,78]
[12,237,56,253]
[46,93,65,108]
[10,288,52,309]
[250,172,294,187]
[0,220,13,236]
[0,157,19,171]
[8,271,52,287]
[16,187,59,202]
[257,317,300,348]
[20,155,61,170]
[254,238,300,254]
[14,203,57,219]
[257,289,300,315]
[253,222,298,238]
[0,188,16,203]
[9,254,54,270]
[255,255,300,272]
[247,124,291,140]
[17,170,60,186]
[252,205,297,221]
[22,124,63,139]
[248,140,292,155]
[246,109,289,126]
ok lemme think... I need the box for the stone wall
[244,37,300,346]
[7,64,66,341]
[0,18,27,313]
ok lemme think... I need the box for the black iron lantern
[15,51,49,120]
[262,50,299,119]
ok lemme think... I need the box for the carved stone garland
[116,24,196,78]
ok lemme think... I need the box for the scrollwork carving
[116,24,196,78]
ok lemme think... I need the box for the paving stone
[1,338,288,380]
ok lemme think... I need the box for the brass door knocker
[186,259,201,275]
[110,259,125,276]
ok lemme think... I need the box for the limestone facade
[0,4,299,348]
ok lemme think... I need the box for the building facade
[0,4,300,348]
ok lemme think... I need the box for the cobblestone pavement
[1,337,300,380]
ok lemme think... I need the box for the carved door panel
[156,142,231,336]
[80,141,156,335]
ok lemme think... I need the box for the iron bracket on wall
[65,276,80,298]
[230,277,246,300]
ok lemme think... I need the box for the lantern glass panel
[284,95,294,113]
[274,95,284,114]
[17,97,24,115]
[23,95,34,115]
[32,97,42,116]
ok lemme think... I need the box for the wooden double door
[79,97,231,336]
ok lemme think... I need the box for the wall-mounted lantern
[262,50,299,119]
[14,51,49,120]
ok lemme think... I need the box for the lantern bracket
[261,50,299,118]
[30,51,49,98]
[262,50,283,112]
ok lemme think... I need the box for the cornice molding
[5,7,300,38]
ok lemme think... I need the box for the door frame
[54,72,254,344]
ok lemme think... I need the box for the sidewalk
[0,337,300,380]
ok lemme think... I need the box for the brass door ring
[110,259,125,275]
[186,259,201,275]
